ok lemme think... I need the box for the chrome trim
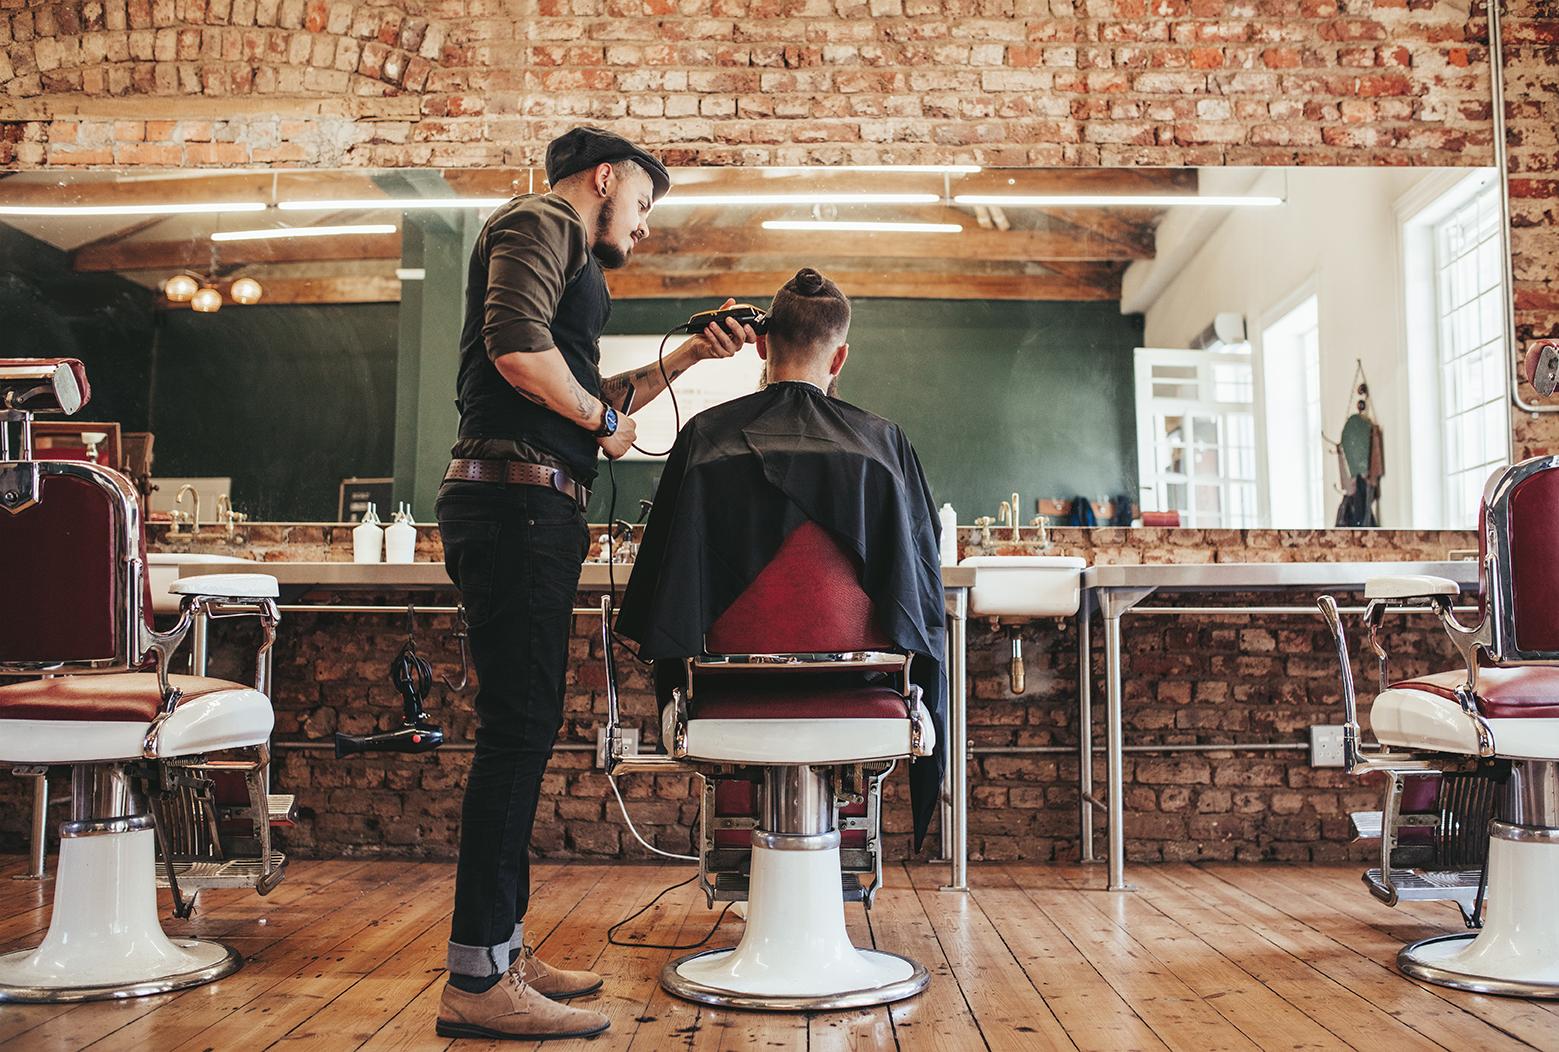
[1398,933,1559,998]
[60,815,155,838]
[0,941,242,1004]
[1483,455,1559,661]
[1489,819,1559,843]
[751,829,841,851]
[1505,760,1559,826]
[661,949,930,1011]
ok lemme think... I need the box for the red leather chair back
[1,358,149,669]
[0,466,150,667]
[705,521,891,655]
[1504,464,1559,654]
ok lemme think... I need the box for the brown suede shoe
[436,972,610,1041]
[512,943,604,1000]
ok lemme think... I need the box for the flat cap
[545,126,671,201]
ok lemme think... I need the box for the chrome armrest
[1360,574,1487,712]
[1316,595,1439,775]
[139,572,282,709]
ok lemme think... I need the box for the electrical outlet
[596,726,639,769]
[1310,725,1345,768]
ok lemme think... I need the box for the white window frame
[1134,346,1260,528]
[1257,282,1326,528]
[1397,169,1511,529]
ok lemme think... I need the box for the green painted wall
[150,304,399,521]
[593,298,1143,524]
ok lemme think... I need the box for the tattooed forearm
[512,385,548,407]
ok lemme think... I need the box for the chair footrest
[267,794,297,827]
[156,851,287,891]
[1364,866,1481,905]
[711,870,865,903]
[1350,810,1383,842]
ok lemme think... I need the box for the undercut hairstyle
[765,267,851,367]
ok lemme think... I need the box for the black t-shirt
[451,193,611,485]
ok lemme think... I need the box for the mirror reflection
[0,164,1508,529]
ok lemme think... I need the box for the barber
[433,126,756,1042]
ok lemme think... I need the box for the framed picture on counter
[339,477,395,523]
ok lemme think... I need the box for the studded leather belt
[443,458,590,508]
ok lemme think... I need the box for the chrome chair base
[1399,933,1559,999]
[0,940,241,1004]
[662,948,930,1011]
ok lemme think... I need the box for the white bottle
[939,503,959,566]
[385,503,416,564]
[353,503,384,564]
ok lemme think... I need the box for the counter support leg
[1103,610,1127,891]
[12,768,47,881]
[1078,594,1095,864]
[941,589,969,893]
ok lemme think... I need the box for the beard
[592,196,629,270]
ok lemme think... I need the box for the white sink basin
[960,555,1087,619]
[146,553,256,614]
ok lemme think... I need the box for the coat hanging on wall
[1330,360,1384,527]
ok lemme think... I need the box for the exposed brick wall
[0,0,1548,862]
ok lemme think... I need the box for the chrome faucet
[1030,514,1050,549]
[973,515,995,546]
[215,494,248,542]
[173,484,201,536]
[1010,492,1020,540]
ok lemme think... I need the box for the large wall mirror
[0,165,1509,530]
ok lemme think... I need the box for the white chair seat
[0,673,272,763]
[1372,686,1559,760]
[683,696,935,765]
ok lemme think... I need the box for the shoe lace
[502,967,530,996]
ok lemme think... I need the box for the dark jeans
[436,480,589,979]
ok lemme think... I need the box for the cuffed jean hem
[448,924,526,979]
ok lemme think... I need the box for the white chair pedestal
[1398,821,1559,998]
[0,765,241,1004]
[661,766,929,1011]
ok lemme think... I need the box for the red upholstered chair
[0,359,285,1004]
[1319,454,1559,998]
[604,521,935,1011]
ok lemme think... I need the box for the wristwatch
[593,403,619,438]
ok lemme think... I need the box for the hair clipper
[681,303,769,335]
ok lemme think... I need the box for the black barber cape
[616,381,947,849]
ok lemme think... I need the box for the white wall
[1135,167,1460,529]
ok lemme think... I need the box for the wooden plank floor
[3,855,1558,1050]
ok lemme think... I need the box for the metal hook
[405,604,419,647]
[442,604,471,693]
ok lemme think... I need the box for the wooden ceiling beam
[157,275,400,308]
[74,232,404,271]
[606,268,1120,302]
[637,218,1152,262]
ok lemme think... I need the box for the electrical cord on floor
[609,772,696,862]
[606,870,734,951]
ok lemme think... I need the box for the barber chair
[1319,454,1559,997]
[604,521,936,1010]
[0,359,285,1003]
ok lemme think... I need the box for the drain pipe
[1007,626,1025,694]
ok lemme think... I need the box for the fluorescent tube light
[761,220,963,234]
[0,202,267,217]
[953,194,1284,208]
[658,193,940,207]
[763,165,982,174]
[211,223,397,242]
[395,268,426,281]
[277,197,509,211]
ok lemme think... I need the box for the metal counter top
[1084,559,1479,592]
[169,560,977,592]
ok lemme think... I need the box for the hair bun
[792,267,825,295]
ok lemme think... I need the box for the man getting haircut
[617,268,948,848]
